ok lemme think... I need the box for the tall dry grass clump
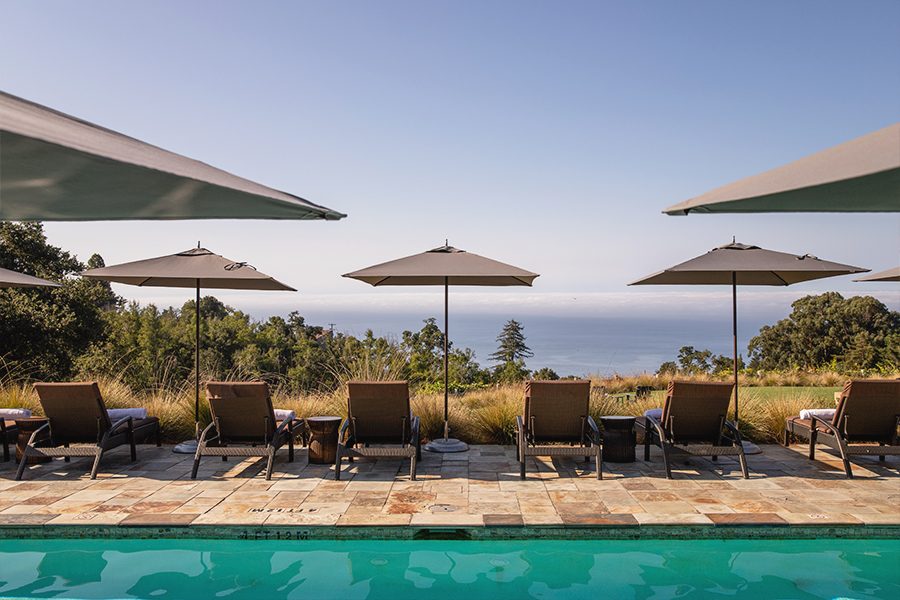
[735,387,835,443]
[411,389,470,443]
[463,385,522,445]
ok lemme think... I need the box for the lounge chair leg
[809,429,816,460]
[15,449,30,480]
[783,427,790,446]
[661,444,672,479]
[334,446,342,481]
[738,452,749,479]
[2,440,9,463]
[265,452,275,481]
[89,450,103,480]
[644,436,651,462]
[596,448,602,480]
[288,436,294,463]
[130,439,137,462]
[410,453,417,481]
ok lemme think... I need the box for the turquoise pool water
[0,538,897,600]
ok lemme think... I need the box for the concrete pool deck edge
[0,522,897,541]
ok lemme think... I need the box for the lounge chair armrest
[645,414,667,441]
[811,414,841,436]
[586,415,601,445]
[337,418,351,443]
[26,422,51,446]
[274,416,293,437]
[109,415,134,434]
[723,419,744,445]
[516,415,526,434]
[409,416,420,443]
[198,421,217,444]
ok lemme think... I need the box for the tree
[676,346,712,375]
[748,293,899,371]
[0,223,110,380]
[532,367,559,380]
[490,319,533,383]
[402,318,445,383]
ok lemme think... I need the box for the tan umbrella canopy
[81,247,296,452]
[0,91,346,221]
[853,267,900,283]
[664,123,900,215]
[344,243,539,452]
[629,241,867,449]
[0,266,61,288]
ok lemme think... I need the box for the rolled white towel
[799,408,835,421]
[0,408,32,419]
[643,408,663,421]
[107,408,148,421]
[273,409,296,422]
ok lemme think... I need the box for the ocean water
[302,312,773,376]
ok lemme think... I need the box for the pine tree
[489,319,533,363]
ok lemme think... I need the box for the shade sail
[0,266,61,288]
[853,267,900,283]
[0,91,347,221]
[629,243,869,286]
[343,245,539,287]
[79,247,296,291]
[664,123,900,215]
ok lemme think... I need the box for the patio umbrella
[0,91,346,221]
[628,241,867,452]
[343,243,539,452]
[0,267,61,288]
[80,247,296,453]
[664,123,900,215]
[853,267,900,282]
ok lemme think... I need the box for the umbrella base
[173,439,199,454]
[742,440,762,455]
[424,438,468,453]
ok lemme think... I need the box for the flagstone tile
[633,513,713,525]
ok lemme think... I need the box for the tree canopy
[747,292,899,371]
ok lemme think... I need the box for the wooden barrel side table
[600,416,636,463]
[306,417,342,464]
[15,417,51,464]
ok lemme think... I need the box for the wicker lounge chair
[335,381,420,481]
[516,380,602,480]
[784,379,900,478]
[16,382,161,480]
[192,382,297,481]
[635,380,748,479]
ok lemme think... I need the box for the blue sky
[1,1,898,352]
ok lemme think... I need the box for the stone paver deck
[1,443,897,534]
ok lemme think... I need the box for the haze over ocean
[281,310,842,377]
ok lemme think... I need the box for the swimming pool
[1,538,897,600]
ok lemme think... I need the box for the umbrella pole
[732,273,738,428]
[444,276,449,441]
[732,273,761,455]
[195,279,200,440]
[174,280,202,454]
[423,275,468,453]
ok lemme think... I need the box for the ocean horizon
[297,311,776,377]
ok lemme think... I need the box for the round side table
[600,416,636,463]
[306,417,342,464]
[15,417,51,464]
